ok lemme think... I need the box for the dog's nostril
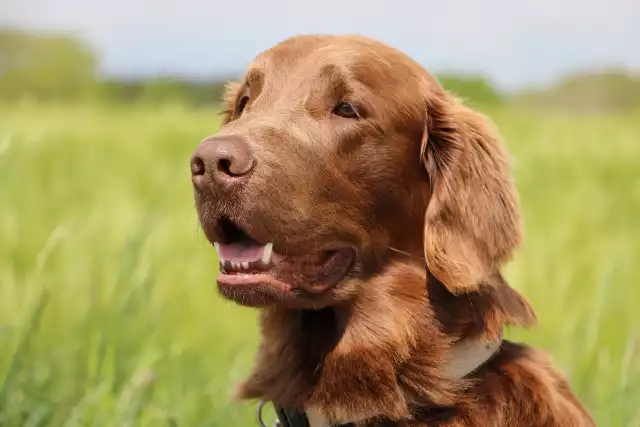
[217,155,254,177]
[218,158,233,176]
[191,156,205,176]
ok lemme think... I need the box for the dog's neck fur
[234,261,525,425]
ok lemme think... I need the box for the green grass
[0,103,638,426]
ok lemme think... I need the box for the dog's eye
[333,102,359,119]
[237,95,250,114]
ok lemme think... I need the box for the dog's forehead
[252,34,334,67]
[247,35,426,94]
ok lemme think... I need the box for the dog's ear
[220,80,243,125]
[420,90,521,296]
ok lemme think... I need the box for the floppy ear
[420,90,522,296]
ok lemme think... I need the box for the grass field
[0,103,639,426]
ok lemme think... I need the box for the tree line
[2,28,639,111]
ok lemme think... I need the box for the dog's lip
[217,272,289,290]
[217,244,356,278]
[218,272,291,292]
[216,245,356,307]
[216,273,290,307]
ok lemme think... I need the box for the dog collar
[442,332,503,380]
[257,334,503,427]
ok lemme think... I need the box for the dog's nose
[190,135,255,186]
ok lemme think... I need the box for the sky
[3,0,640,90]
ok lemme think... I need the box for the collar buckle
[257,400,281,427]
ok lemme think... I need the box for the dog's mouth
[211,217,356,307]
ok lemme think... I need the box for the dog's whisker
[386,246,425,260]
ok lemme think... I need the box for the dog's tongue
[217,242,266,262]
[214,241,286,264]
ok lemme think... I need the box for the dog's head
[191,35,532,324]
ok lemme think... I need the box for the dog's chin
[216,247,356,309]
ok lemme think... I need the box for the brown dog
[190,34,595,427]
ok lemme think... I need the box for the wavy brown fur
[192,34,595,426]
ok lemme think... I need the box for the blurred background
[1,0,639,426]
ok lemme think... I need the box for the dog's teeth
[262,243,273,264]
[241,261,249,269]
[214,242,225,264]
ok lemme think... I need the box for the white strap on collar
[442,334,503,380]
